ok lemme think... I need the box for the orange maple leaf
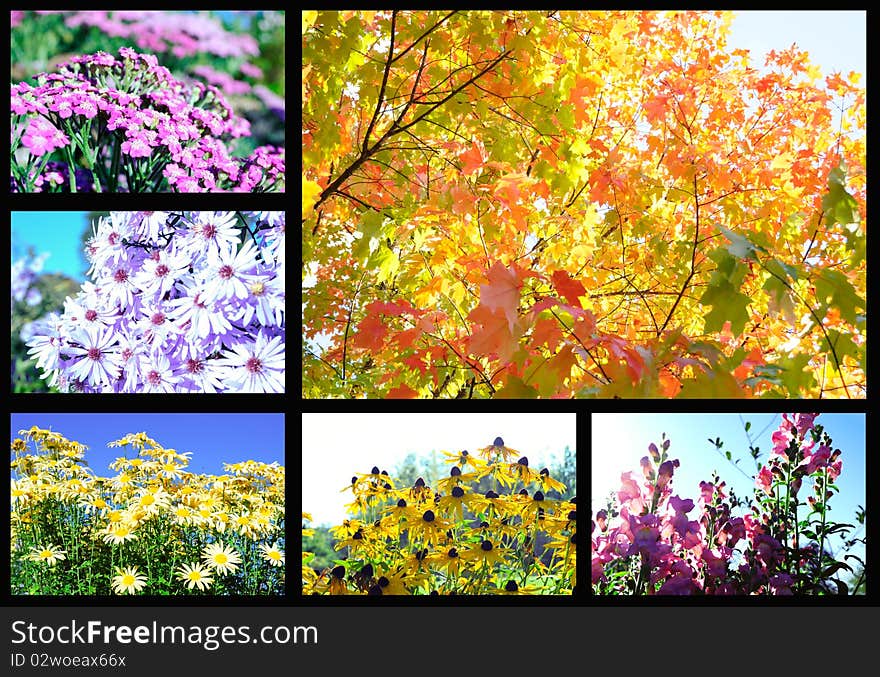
[480,261,525,330]
[387,384,419,398]
[467,304,520,363]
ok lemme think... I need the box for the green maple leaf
[700,281,752,336]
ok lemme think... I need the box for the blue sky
[728,11,865,77]
[593,413,865,561]
[11,212,91,279]
[11,413,285,476]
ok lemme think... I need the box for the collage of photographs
[7,9,288,604]
[5,8,868,617]
[300,10,868,603]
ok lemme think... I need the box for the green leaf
[774,354,816,397]
[677,368,744,398]
[354,210,384,262]
[369,244,400,284]
[814,269,864,325]
[821,330,861,369]
[700,281,752,336]
[822,164,860,228]
[493,375,539,399]
[715,223,762,260]
[745,421,751,432]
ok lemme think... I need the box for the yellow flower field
[11,426,285,596]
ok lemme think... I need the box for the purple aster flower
[216,331,285,393]
[66,325,121,388]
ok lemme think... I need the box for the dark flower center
[114,269,128,282]
[493,437,504,446]
[219,264,234,279]
[451,487,464,498]
[147,370,161,385]
[414,477,425,487]
[519,489,529,496]
[378,576,389,587]
[371,466,380,474]
[201,224,217,239]
[187,358,204,374]
[155,263,169,277]
[331,565,345,579]
[448,547,458,558]
[108,232,119,244]
[450,466,461,477]
[534,491,545,502]
[352,529,363,540]
[517,456,529,466]
[397,499,407,508]
[368,584,383,595]
[481,540,493,552]
[245,357,263,373]
[415,549,428,561]
[540,467,550,476]
[505,580,518,592]
[151,312,165,325]
[360,564,373,578]
[422,510,435,523]
[568,510,577,521]
[485,490,499,499]
[85,309,98,321]
[87,347,101,361]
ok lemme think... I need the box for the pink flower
[21,117,69,157]
[756,465,774,494]
[656,459,679,489]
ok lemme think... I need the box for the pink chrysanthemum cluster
[11,48,285,192]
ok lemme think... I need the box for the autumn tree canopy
[302,11,865,399]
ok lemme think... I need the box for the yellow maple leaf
[302,176,322,219]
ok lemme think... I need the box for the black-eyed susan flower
[435,465,481,493]
[260,543,285,567]
[442,449,487,470]
[406,509,450,549]
[328,564,349,595]
[437,486,475,522]
[491,579,542,595]
[461,539,510,569]
[111,566,148,594]
[477,436,521,463]
[426,546,464,578]
[176,562,214,591]
[201,542,242,575]
[27,543,67,566]
[535,467,567,494]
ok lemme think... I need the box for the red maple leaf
[351,314,387,351]
[551,270,586,307]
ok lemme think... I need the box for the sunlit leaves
[302,10,865,398]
